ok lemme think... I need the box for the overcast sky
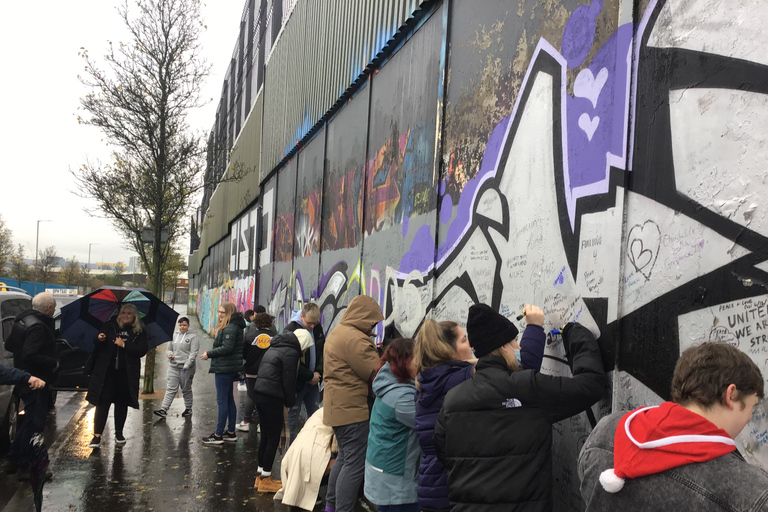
[0,1,246,268]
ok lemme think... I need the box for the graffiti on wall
[195,0,768,507]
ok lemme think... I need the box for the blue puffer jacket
[415,361,474,512]
[414,324,546,511]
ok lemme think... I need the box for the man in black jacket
[8,292,59,477]
[284,302,325,442]
[434,304,606,512]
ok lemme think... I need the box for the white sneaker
[236,421,250,432]
[257,423,260,433]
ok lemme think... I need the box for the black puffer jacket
[434,322,606,512]
[252,332,302,407]
[284,319,325,390]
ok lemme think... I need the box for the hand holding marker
[516,308,561,335]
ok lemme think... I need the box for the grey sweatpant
[161,365,195,411]
[326,420,369,512]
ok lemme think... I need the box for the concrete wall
[192,0,768,508]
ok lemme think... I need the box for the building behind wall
[189,1,768,509]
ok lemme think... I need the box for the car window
[1,298,32,319]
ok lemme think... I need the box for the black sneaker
[181,409,192,417]
[89,436,101,448]
[115,434,126,445]
[201,433,224,445]
[223,431,237,442]
[153,409,167,419]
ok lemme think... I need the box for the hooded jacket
[253,332,304,407]
[166,330,199,370]
[208,312,246,374]
[322,295,384,427]
[433,322,606,512]
[243,324,276,376]
[285,309,325,389]
[364,362,420,506]
[579,404,768,511]
[414,361,475,512]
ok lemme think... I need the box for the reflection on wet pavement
[2,307,373,511]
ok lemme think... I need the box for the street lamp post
[34,220,52,294]
[87,243,100,293]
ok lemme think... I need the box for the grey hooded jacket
[167,330,200,370]
[579,412,768,511]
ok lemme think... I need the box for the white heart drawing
[574,67,609,108]
[578,113,600,141]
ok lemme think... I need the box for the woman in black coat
[251,328,313,493]
[86,304,148,449]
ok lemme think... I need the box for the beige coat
[276,408,336,510]
[322,295,384,427]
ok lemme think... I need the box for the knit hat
[466,303,519,357]
[294,329,314,352]
[254,305,267,314]
[599,401,736,493]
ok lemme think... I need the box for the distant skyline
[1,0,247,267]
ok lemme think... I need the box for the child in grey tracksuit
[154,317,200,417]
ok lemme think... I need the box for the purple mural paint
[399,224,435,273]
[565,25,633,190]
[402,213,410,237]
[436,116,511,262]
[439,194,453,224]
[561,0,603,69]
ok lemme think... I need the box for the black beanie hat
[466,303,519,358]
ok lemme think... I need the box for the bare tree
[35,246,59,285]
[8,244,31,284]
[0,215,12,274]
[72,0,247,392]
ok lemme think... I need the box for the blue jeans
[214,373,237,436]
[377,505,420,512]
[288,382,320,441]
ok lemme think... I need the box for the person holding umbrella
[86,303,149,449]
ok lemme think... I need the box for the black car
[0,287,90,451]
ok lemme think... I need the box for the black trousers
[93,401,128,436]
[255,395,284,473]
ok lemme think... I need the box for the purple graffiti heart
[574,67,608,108]
[578,113,600,141]
[626,221,661,281]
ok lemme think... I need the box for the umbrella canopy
[59,286,179,352]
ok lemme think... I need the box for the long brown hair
[217,302,237,333]
[413,319,460,375]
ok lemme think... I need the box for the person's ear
[723,383,739,410]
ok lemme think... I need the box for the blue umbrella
[59,286,178,352]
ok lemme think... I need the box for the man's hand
[201,351,209,361]
[310,371,321,385]
[27,376,45,390]
[523,304,544,326]
[98,333,106,342]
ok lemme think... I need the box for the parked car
[0,287,90,451]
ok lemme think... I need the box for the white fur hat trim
[599,468,625,493]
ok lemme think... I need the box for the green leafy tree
[59,256,87,287]
[8,244,31,283]
[0,215,12,274]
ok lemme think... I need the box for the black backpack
[4,315,44,353]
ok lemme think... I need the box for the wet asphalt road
[2,307,374,512]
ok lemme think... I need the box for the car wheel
[0,397,19,452]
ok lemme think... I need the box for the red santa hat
[599,401,736,493]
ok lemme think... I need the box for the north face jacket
[322,295,384,427]
[579,410,768,511]
[434,322,606,512]
[284,310,325,389]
